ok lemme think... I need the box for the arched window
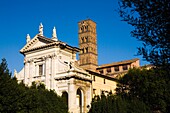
[81,37,84,43]
[86,36,88,42]
[77,88,83,113]
[81,27,84,32]
[86,47,88,53]
[82,48,85,53]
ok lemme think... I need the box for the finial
[39,23,43,36]
[52,26,58,41]
[26,34,31,43]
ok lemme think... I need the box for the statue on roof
[52,26,58,41]
[26,34,31,43]
[39,23,43,36]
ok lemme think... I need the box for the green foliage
[118,0,170,67]
[116,68,170,113]
[0,58,68,113]
[117,1,170,112]
[89,68,169,113]
[88,94,150,113]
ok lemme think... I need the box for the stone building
[97,58,140,78]
[78,19,98,71]
[15,19,139,113]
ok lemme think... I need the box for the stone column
[68,78,77,113]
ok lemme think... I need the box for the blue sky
[0,0,148,74]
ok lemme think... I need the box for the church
[15,19,140,113]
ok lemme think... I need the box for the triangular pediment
[31,40,47,48]
[20,35,55,53]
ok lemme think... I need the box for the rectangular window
[101,90,104,95]
[93,76,96,81]
[107,68,111,73]
[39,64,43,75]
[99,69,103,74]
[114,66,119,72]
[93,89,96,95]
[123,65,128,70]
[104,79,106,84]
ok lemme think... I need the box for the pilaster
[29,60,35,86]
[24,59,29,85]
[51,54,57,90]
[45,57,51,89]
[86,86,92,112]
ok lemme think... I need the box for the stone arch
[62,91,68,107]
[76,87,85,113]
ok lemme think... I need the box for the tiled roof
[37,35,56,43]
[86,70,117,81]
[97,58,139,69]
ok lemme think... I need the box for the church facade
[15,19,139,113]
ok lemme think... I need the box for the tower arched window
[81,37,84,43]
[86,36,88,42]
[81,27,84,32]
[86,47,88,53]
[82,48,85,53]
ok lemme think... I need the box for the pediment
[20,35,55,53]
[31,40,47,48]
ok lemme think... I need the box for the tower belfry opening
[78,19,98,71]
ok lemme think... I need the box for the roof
[86,70,117,81]
[97,58,139,69]
[20,34,80,54]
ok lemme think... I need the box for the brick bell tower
[78,19,98,71]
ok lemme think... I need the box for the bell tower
[78,19,98,71]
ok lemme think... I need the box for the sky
[0,0,149,74]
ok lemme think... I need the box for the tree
[88,94,150,113]
[0,58,25,112]
[117,1,170,112]
[0,58,68,113]
[116,68,170,113]
[118,0,170,67]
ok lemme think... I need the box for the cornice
[20,36,80,55]
[55,74,92,83]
